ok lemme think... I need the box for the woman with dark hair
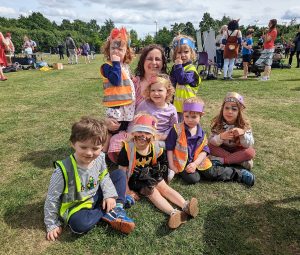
[134,44,168,107]
[222,19,242,80]
[255,19,278,80]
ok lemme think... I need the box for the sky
[0,0,300,38]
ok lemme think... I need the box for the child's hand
[220,130,235,140]
[185,162,197,173]
[175,54,183,65]
[102,197,116,213]
[105,118,121,132]
[111,54,120,62]
[232,128,245,137]
[46,226,63,241]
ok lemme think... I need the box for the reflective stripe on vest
[173,123,212,172]
[124,141,162,178]
[54,154,109,222]
[100,61,133,107]
[173,64,201,113]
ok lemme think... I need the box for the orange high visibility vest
[173,123,212,172]
[100,62,133,107]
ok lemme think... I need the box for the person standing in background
[215,25,227,75]
[255,19,278,81]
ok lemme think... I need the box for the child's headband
[224,92,245,108]
[173,37,195,50]
[183,102,205,113]
[109,27,130,46]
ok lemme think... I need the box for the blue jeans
[68,169,127,234]
[216,49,224,69]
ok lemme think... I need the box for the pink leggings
[208,144,255,164]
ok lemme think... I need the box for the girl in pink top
[255,19,278,81]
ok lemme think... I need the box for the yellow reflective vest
[54,154,108,222]
[173,64,201,113]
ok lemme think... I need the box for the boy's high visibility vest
[123,141,163,178]
[100,61,133,107]
[173,64,201,113]
[173,123,212,172]
[54,155,108,222]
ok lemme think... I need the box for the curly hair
[171,34,196,62]
[135,44,168,77]
[70,116,108,145]
[101,39,134,64]
[142,73,175,103]
[210,100,250,134]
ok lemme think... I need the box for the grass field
[0,54,299,255]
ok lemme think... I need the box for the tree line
[0,12,299,53]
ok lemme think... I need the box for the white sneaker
[259,76,269,81]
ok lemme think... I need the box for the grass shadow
[278,78,300,82]
[20,147,71,169]
[291,87,300,91]
[202,196,300,255]
[3,200,45,231]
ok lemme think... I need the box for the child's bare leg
[147,187,174,215]
[155,180,186,208]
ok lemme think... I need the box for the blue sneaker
[124,194,135,209]
[241,169,255,187]
[102,207,135,234]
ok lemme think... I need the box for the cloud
[282,7,300,19]
[0,6,17,16]
[42,8,77,19]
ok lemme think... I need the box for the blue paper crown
[173,37,195,50]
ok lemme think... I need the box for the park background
[0,12,300,255]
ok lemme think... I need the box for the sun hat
[131,114,157,135]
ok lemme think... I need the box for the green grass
[0,54,300,255]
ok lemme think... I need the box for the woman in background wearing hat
[208,92,256,171]
[117,113,199,229]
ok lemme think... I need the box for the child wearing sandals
[118,113,199,229]
[208,92,256,170]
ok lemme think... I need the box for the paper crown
[131,115,157,135]
[183,102,205,113]
[173,37,195,50]
[109,27,130,46]
[224,92,245,108]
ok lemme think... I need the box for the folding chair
[195,52,218,79]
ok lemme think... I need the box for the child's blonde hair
[171,34,196,62]
[102,27,134,64]
[143,74,175,103]
[70,116,108,145]
[211,94,250,134]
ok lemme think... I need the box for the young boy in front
[166,97,254,186]
[44,117,135,241]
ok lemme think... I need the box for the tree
[183,22,196,38]
[99,19,115,41]
[142,34,154,46]
[199,12,216,32]
[155,27,172,46]
[171,22,186,36]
